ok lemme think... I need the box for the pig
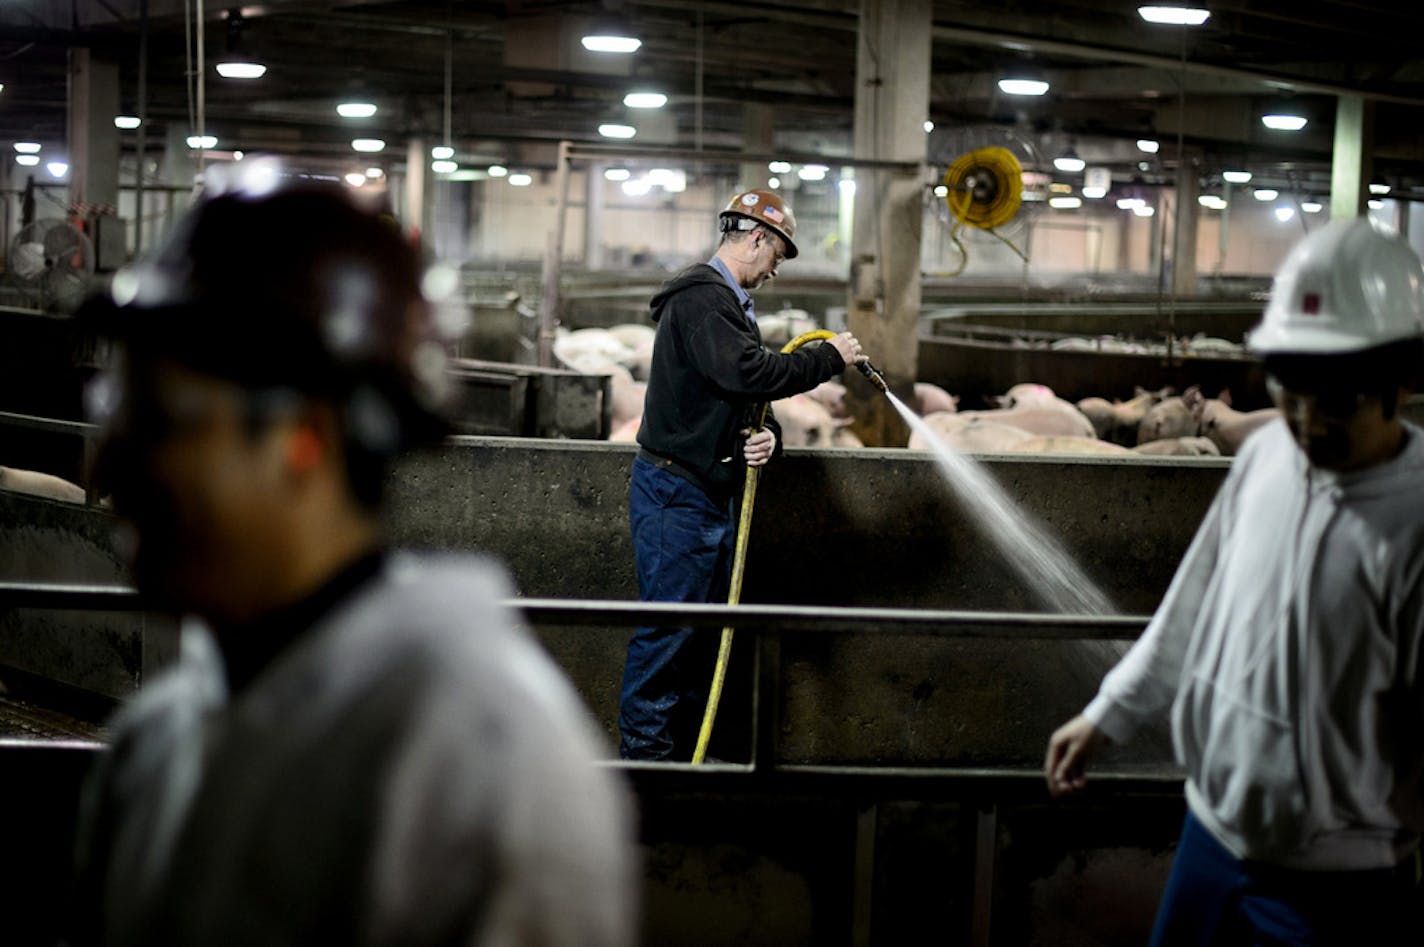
[1007,436,1131,455]
[908,413,1035,452]
[553,327,633,375]
[606,322,656,354]
[1000,382,1059,409]
[771,393,841,448]
[955,402,1096,439]
[914,382,959,416]
[628,339,655,382]
[1130,436,1221,456]
[608,418,640,442]
[608,368,646,430]
[831,427,864,449]
[0,466,87,503]
[1188,389,1281,455]
[1137,386,1202,444]
[1076,387,1172,446]
[805,380,850,419]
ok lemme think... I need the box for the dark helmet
[718,188,798,259]
[84,160,460,454]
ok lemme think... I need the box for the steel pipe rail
[0,582,1151,639]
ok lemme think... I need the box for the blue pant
[1149,812,1420,946]
[618,457,735,761]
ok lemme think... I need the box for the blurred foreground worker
[1045,217,1424,945]
[618,188,866,760]
[71,165,636,947]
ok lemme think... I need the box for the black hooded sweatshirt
[637,263,846,501]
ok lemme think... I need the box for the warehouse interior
[3,2,1424,944]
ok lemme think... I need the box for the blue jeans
[618,457,735,761]
[1149,812,1420,946]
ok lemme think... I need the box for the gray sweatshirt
[1086,419,1424,869]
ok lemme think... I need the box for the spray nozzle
[856,358,889,395]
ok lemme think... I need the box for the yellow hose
[938,146,1030,273]
[691,328,838,764]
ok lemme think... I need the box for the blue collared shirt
[708,255,756,327]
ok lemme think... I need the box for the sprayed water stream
[889,393,1114,615]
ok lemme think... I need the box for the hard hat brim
[1247,321,1406,356]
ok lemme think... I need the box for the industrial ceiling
[3,1,1423,201]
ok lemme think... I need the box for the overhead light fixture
[604,168,631,181]
[1049,196,1082,209]
[1370,176,1391,195]
[797,164,828,181]
[1222,170,1252,184]
[365,167,384,178]
[998,77,1049,96]
[1116,197,1142,210]
[1053,149,1085,173]
[1133,204,1156,217]
[1137,6,1211,26]
[623,91,666,109]
[446,170,484,182]
[488,165,508,177]
[431,160,458,174]
[647,168,685,191]
[1261,113,1307,131]
[337,102,377,119]
[1368,199,1384,210]
[923,120,935,133]
[1198,195,1228,210]
[13,141,41,154]
[933,184,949,198]
[351,138,385,153]
[1253,188,1279,201]
[431,145,455,160]
[344,172,366,187]
[46,160,69,178]
[508,172,533,186]
[187,134,218,149]
[581,14,641,54]
[15,154,39,167]
[622,178,652,196]
[1082,186,1107,199]
[768,177,781,189]
[1274,205,1295,222]
[598,123,637,139]
[1301,200,1323,213]
[1136,139,1160,154]
[114,115,142,129]
[215,9,267,79]
[768,161,793,174]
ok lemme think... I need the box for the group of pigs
[556,324,1282,456]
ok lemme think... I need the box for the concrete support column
[846,0,931,448]
[741,104,773,190]
[585,161,606,269]
[1170,152,1199,296]
[405,136,427,241]
[1330,96,1373,220]
[67,49,121,210]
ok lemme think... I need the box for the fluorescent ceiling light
[46,161,68,178]
[215,61,267,79]
[1261,114,1307,131]
[187,134,218,149]
[344,172,366,187]
[581,35,641,54]
[622,178,651,196]
[15,154,39,166]
[624,92,666,109]
[998,78,1049,96]
[923,120,935,133]
[509,173,533,186]
[1116,197,1143,209]
[604,168,631,181]
[768,177,781,189]
[447,170,484,182]
[1301,201,1323,213]
[1049,196,1082,209]
[488,165,508,177]
[431,145,455,160]
[1198,195,1228,209]
[1137,6,1210,26]
[1370,180,1391,195]
[431,160,458,174]
[1252,188,1279,201]
[365,167,384,178]
[114,115,142,129]
[797,164,828,181]
[1053,154,1086,173]
[768,161,792,174]
[351,138,385,153]
[1369,199,1384,210]
[598,123,637,139]
[933,184,949,198]
[1082,186,1107,199]
[1133,204,1156,217]
[1136,139,1160,154]
[337,102,377,119]
[1274,206,1295,222]
[14,141,41,153]
[1222,170,1252,184]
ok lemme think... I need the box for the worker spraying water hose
[617,190,869,762]
[692,329,889,764]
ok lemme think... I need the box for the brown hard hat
[719,189,798,259]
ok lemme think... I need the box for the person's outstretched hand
[1044,714,1109,797]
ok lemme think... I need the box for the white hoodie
[1086,419,1424,869]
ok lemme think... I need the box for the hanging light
[215,9,267,79]
[1300,200,1323,214]
[1222,170,1252,184]
[15,154,39,167]
[599,123,637,139]
[1137,6,1211,26]
[1369,176,1391,195]
[1049,196,1082,209]
[431,160,458,174]
[1252,188,1279,201]
[998,76,1049,96]
[1136,139,1160,154]
[114,115,142,129]
[1274,205,1295,222]
[581,13,641,54]
[509,172,533,186]
[1053,148,1085,173]
[337,102,377,119]
[344,172,366,187]
[187,134,218,149]
[604,168,631,181]
[431,145,455,160]
[1261,112,1307,131]
[46,160,69,178]
[351,138,385,153]
[623,91,666,109]
[13,141,41,153]
[488,165,508,177]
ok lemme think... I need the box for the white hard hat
[1248,217,1424,356]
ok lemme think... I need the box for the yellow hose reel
[939,145,1029,273]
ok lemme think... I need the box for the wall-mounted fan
[7,219,97,313]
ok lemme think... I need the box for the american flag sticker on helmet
[763,205,784,223]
